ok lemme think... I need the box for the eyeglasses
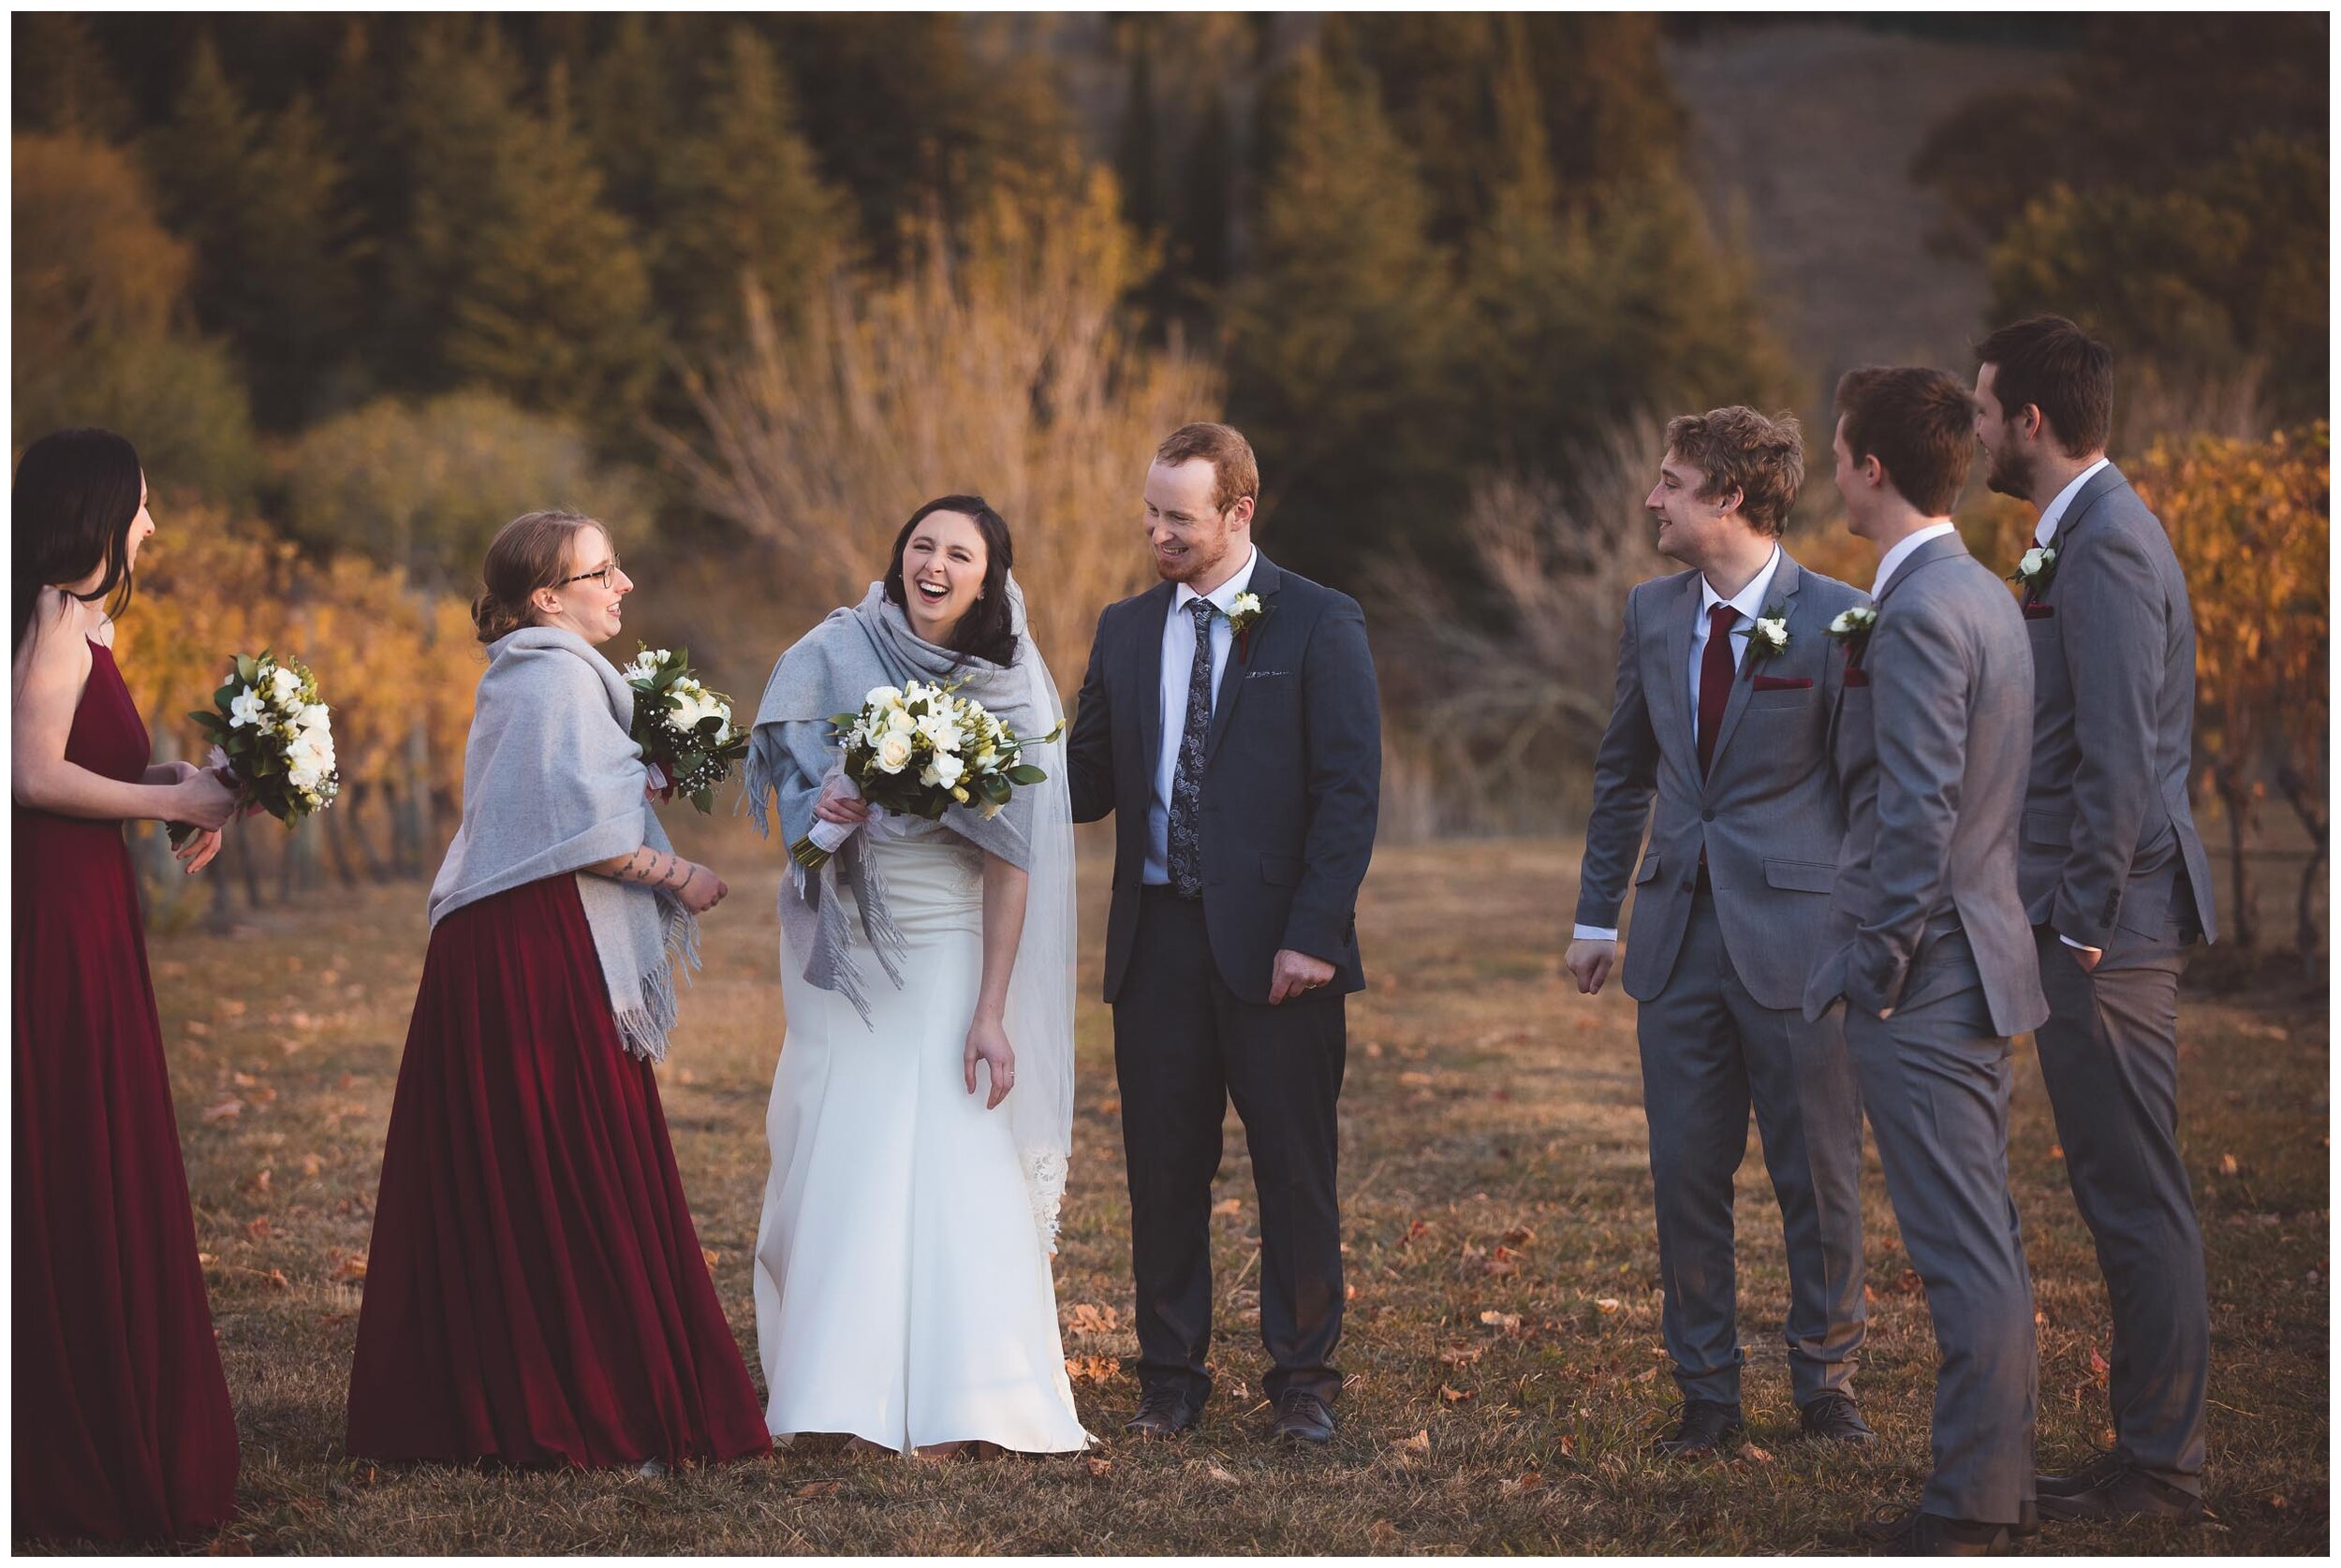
[556,556,623,592]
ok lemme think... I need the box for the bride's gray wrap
[427,626,699,1062]
[744,583,1043,1025]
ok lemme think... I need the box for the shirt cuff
[1572,924,1620,943]
[2058,933,2102,954]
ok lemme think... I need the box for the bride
[744,495,1089,1458]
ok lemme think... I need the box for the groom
[1067,421,1380,1445]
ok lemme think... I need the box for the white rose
[866,684,904,711]
[875,730,915,773]
[1754,615,1789,649]
[228,688,266,728]
[299,702,331,735]
[2020,547,2052,577]
[921,751,966,791]
[888,707,916,734]
[287,763,321,791]
[269,665,302,704]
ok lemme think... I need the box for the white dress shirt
[1870,520,1959,600]
[2034,456,2112,548]
[1572,548,1781,944]
[1143,546,1259,886]
[2030,456,2113,956]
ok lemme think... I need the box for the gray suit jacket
[1804,533,2048,1037]
[2019,463,2216,949]
[1577,552,1868,1011]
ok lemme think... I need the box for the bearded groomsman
[1973,316,2216,1526]
[1566,407,1873,1457]
[1810,367,2047,1555]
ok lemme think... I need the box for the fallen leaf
[1397,1429,1431,1453]
[1743,1443,1774,1462]
[1364,1042,1383,1058]
[334,1253,369,1282]
[1064,1355,1119,1385]
[203,1097,243,1124]
[1440,1385,1475,1403]
[2218,1152,2239,1177]
[1480,1310,1521,1331]
[1399,1071,1436,1087]
[1067,1302,1121,1336]
[1438,1345,1483,1367]
[1595,1297,1622,1313]
[185,1019,212,1038]
[300,1153,324,1179]
[1084,1456,1112,1478]
[2049,1144,2065,1160]
[1500,1470,1544,1495]
[793,1480,844,1500]
[1211,1197,1243,1217]
[242,1168,272,1194]
[1098,1097,1120,1116]
[2088,1347,2110,1384]
[1502,1225,1537,1247]
[1206,1464,1239,1485]
[243,1217,272,1242]
[1345,1282,1359,1301]
[1368,1520,1399,1544]
[197,1253,218,1267]
[702,1248,722,1270]
[262,1268,290,1291]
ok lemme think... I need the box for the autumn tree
[2133,424,2329,959]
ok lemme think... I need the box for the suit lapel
[1704,551,1800,778]
[2046,461,2126,556]
[1203,553,1279,765]
[1135,580,1173,785]
[1662,572,1701,759]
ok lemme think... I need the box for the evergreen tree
[12,13,135,139]
[651,26,843,356]
[146,35,361,428]
[1223,49,1463,584]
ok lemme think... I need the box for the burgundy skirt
[345,875,769,1469]
[14,808,241,1542]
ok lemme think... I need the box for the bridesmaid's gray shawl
[427,626,699,1062]
[744,583,1042,1022]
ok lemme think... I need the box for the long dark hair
[12,428,145,656]
[884,494,1017,667]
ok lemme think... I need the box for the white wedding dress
[751,827,1091,1454]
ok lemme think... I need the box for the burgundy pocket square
[1752,675,1813,691]
[2023,602,2055,620]
[1843,668,1871,688]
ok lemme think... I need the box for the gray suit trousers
[2032,929,2207,1491]
[1844,931,2038,1525]
[1638,892,1866,1407]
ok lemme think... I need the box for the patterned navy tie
[1167,597,1217,899]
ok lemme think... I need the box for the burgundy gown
[13,638,241,1543]
[344,872,770,1470]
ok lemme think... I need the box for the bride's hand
[814,771,869,828]
[964,1015,1014,1109]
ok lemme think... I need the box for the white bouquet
[789,678,1055,871]
[619,646,750,813]
[170,651,340,846]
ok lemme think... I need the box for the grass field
[41,832,2329,1554]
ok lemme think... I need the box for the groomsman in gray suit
[1809,367,2047,1556]
[1974,316,2216,1526]
[1567,407,1873,1457]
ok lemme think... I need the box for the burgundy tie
[1696,603,1739,776]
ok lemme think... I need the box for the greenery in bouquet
[173,651,340,847]
[620,646,750,813]
[789,680,1054,870]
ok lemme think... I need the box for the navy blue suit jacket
[1067,553,1381,1004]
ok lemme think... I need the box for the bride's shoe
[912,1440,971,1461]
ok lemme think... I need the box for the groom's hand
[1268,948,1336,1004]
[1564,938,1616,996]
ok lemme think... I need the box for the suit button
[1701,810,1715,822]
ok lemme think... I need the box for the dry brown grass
[33,827,2328,1554]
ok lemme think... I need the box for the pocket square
[2023,602,2055,620]
[1752,675,1812,691]
[1842,667,1870,688]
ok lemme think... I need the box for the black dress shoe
[1124,1385,1201,1439]
[1858,1505,2013,1557]
[1269,1390,1335,1444]
[1655,1399,1744,1457]
[2036,1462,2210,1525]
[1797,1391,1877,1445]
[2036,1446,2128,1498]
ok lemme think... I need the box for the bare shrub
[657,167,1222,692]
[1375,414,1671,835]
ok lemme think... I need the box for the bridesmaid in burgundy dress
[345,509,770,1473]
[12,429,243,1543]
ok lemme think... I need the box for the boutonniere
[1228,591,1270,658]
[1744,603,1790,662]
[2010,545,2057,599]
[1826,606,1877,666]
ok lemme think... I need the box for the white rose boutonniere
[2010,545,2057,598]
[1825,606,1878,642]
[1228,590,1270,657]
[1745,603,1790,662]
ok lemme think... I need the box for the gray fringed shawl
[428,626,699,1062]
[744,583,1043,1022]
